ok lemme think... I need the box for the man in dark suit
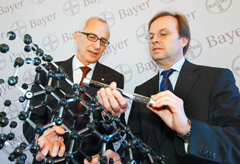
[23,17,125,164]
[94,11,240,164]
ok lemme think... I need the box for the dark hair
[148,11,191,55]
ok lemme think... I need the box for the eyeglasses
[79,31,110,47]
[145,30,178,42]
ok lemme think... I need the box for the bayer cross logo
[31,0,44,4]
[136,24,148,44]
[232,55,240,77]
[63,0,80,17]
[11,21,27,36]
[185,38,202,60]
[115,64,133,83]
[23,69,36,84]
[42,34,59,52]
[99,12,115,28]
[5,103,19,120]
[160,0,175,3]
[206,0,232,14]
[0,54,6,71]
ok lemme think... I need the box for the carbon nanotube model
[0,31,165,164]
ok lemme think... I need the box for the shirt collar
[159,57,185,74]
[72,55,97,71]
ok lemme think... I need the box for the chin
[87,57,99,64]
[152,54,165,60]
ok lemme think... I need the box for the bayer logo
[206,0,232,14]
[185,38,202,60]
[136,24,148,44]
[232,55,240,77]
[63,0,80,16]
[11,21,27,36]
[99,12,115,28]
[115,64,133,83]
[42,34,59,52]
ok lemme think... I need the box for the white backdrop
[1,0,240,163]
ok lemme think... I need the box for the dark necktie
[160,69,175,92]
[160,69,175,109]
[77,66,91,114]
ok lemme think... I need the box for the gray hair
[79,17,109,31]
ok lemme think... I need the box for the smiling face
[74,18,110,66]
[148,16,188,69]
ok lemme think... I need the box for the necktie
[160,69,175,92]
[160,69,175,109]
[77,66,91,114]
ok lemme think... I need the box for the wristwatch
[177,119,191,142]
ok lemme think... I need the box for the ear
[74,31,79,43]
[181,37,189,48]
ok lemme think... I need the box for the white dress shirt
[72,55,96,84]
[158,56,185,91]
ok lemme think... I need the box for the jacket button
[198,149,203,155]
[198,149,206,156]
[206,151,212,158]
[211,153,216,159]
[204,151,209,157]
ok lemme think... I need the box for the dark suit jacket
[23,56,124,164]
[127,60,240,164]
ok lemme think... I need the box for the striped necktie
[160,69,175,109]
[160,69,175,92]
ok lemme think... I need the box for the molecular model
[0,31,165,164]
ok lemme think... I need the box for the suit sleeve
[177,69,240,163]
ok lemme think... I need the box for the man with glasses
[23,17,126,164]
[93,11,240,164]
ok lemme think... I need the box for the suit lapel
[60,56,74,82]
[92,62,108,82]
[174,60,199,102]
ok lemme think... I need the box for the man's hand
[84,149,122,164]
[97,82,127,116]
[148,90,191,135]
[36,125,66,161]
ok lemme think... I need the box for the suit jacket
[23,56,124,164]
[127,60,240,164]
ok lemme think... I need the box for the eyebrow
[160,28,169,31]
[88,32,108,40]
[149,28,170,34]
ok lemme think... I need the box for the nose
[93,39,101,49]
[151,35,159,43]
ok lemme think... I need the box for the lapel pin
[101,78,104,81]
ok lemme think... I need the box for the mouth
[153,47,163,52]
[88,50,99,55]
